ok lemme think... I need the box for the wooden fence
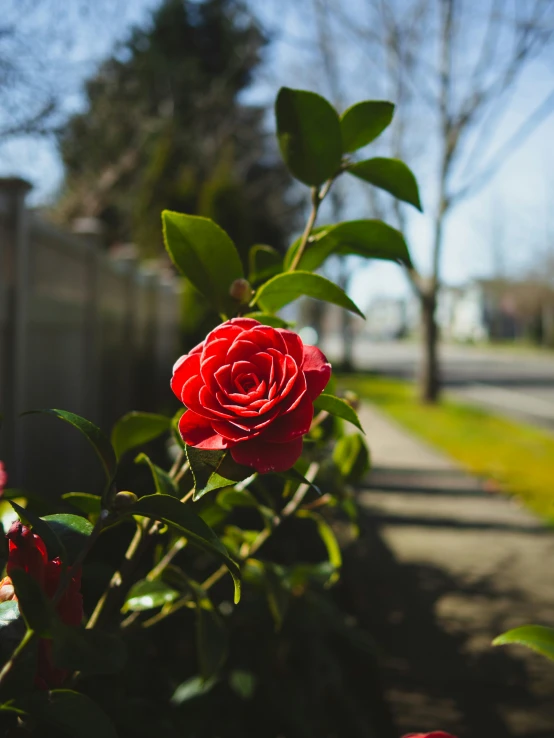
[0,178,181,494]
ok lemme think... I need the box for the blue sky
[1,0,553,311]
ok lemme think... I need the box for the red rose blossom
[171,317,331,473]
[2,521,83,689]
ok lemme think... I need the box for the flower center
[235,372,259,394]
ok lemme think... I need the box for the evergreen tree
[55,0,298,261]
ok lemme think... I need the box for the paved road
[350,403,554,737]
[322,336,554,431]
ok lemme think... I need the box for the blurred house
[294,278,554,348]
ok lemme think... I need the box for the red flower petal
[211,420,258,443]
[262,394,314,443]
[278,329,304,365]
[178,411,233,449]
[230,436,303,473]
[302,345,331,400]
[226,339,259,363]
[240,325,287,354]
[171,353,200,400]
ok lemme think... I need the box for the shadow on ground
[339,467,554,738]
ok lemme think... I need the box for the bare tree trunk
[419,290,440,403]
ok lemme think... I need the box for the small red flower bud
[4,521,83,688]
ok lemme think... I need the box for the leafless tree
[0,1,146,144]
[297,0,554,401]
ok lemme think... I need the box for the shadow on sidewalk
[338,470,554,738]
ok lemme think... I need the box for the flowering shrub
[0,88,454,736]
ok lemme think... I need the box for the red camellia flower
[1,521,83,689]
[171,317,331,473]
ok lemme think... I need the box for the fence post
[0,178,32,482]
[72,217,104,426]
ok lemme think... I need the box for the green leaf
[284,219,412,272]
[171,675,218,704]
[10,570,53,636]
[0,601,19,630]
[314,393,364,433]
[62,493,102,517]
[278,467,321,496]
[122,579,180,612]
[347,157,422,211]
[41,514,94,565]
[275,87,342,186]
[111,412,171,460]
[162,211,244,317]
[248,244,283,284]
[493,625,554,661]
[243,312,290,328]
[129,494,241,603]
[22,690,118,738]
[24,409,116,487]
[254,271,364,318]
[185,578,228,680]
[186,446,252,501]
[296,510,342,585]
[228,669,257,700]
[333,433,371,484]
[52,625,126,675]
[135,453,178,497]
[340,101,394,152]
[9,501,65,561]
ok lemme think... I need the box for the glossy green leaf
[333,433,371,483]
[41,514,94,565]
[185,578,228,680]
[254,271,364,318]
[284,219,412,272]
[162,211,244,317]
[171,675,218,704]
[22,690,118,738]
[135,453,178,497]
[10,570,52,636]
[314,393,364,433]
[9,501,65,561]
[340,101,394,152]
[52,625,126,675]
[62,493,102,517]
[0,601,19,630]
[111,412,171,459]
[229,669,257,700]
[122,579,180,612]
[493,625,554,661]
[248,244,283,284]
[347,157,422,211]
[24,409,116,485]
[186,447,252,501]
[296,510,342,584]
[129,494,241,603]
[244,312,290,328]
[278,467,322,496]
[275,87,342,186]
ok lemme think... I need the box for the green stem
[0,628,35,691]
[135,462,320,630]
[288,180,333,272]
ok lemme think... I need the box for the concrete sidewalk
[347,403,554,738]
